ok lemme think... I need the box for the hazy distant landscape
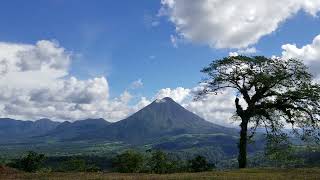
[1,0,320,179]
[1,98,319,173]
[0,98,242,165]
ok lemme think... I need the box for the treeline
[2,138,320,173]
[112,149,215,173]
[6,152,109,173]
[4,149,215,173]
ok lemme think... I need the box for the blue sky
[0,0,318,98]
[1,0,320,124]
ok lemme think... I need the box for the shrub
[148,150,172,174]
[9,151,46,172]
[188,155,213,172]
[112,150,144,173]
[59,158,101,172]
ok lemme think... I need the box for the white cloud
[229,47,257,57]
[133,97,152,112]
[281,34,320,78]
[153,86,237,126]
[0,41,71,90]
[229,52,239,57]
[185,90,237,126]
[0,40,241,126]
[130,79,143,89]
[170,34,179,48]
[237,47,257,55]
[0,40,149,122]
[160,0,320,49]
[16,40,70,72]
[155,87,191,103]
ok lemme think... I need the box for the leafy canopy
[112,150,144,173]
[199,56,320,138]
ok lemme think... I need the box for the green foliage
[264,134,304,168]
[148,150,177,174]
[199,55,320,140]
[199,56,320,168]
[9,151,46,172]
[112,150,144,173]
[188,155,214,172]
[59,158,100,172]
[44,155,110,171]
[112,149,211,174]
[0,156,8,165]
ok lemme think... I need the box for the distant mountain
[0,98,243,156]
[0,98,256,160]
[41,118,111,141]
[96,97,237,144]
[29,97,236,144]
[0,118,60,142]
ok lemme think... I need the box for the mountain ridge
[88,97,237,144]
[0,97,238,145]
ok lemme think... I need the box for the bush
[148,150,177,174]
[188,155,213,172]
[112,150,144,173]
[59,158,100,172]
[9,151,46,172]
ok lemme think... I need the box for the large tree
[197,56,320,168]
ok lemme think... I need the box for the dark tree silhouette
[188,155,212,172]
[197,56,320,168]
[10,151,46,172]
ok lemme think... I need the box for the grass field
[1,168,320,180]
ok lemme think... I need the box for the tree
[149,150,172,174]
[197,56,320,168]
[188,155,213,172]
[112,150,144,173]
[11,151,46,172]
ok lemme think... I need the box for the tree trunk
[238,117,248,168]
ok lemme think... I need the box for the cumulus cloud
[229,47,257,57]
[185,89,237,126]
[0,40,149,122]
[0,40,237,126]
[160,0,320,49]
[16,40,70,72]
[229,52,239,57]
[155,87,191,103]
[281,34,320,78]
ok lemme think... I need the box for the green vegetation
[264,134,304,168]
[188,155,214,172]
[58,158,100,172]
[111,149,214,174]
[8,151,46,172]
[112,150,144,173]
[199,56,320,168]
